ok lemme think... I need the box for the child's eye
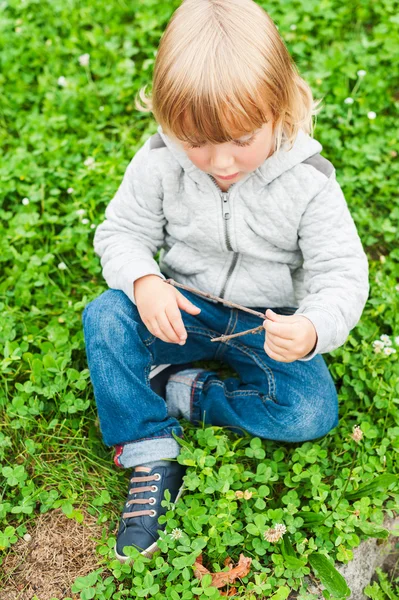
[234,138,254,147]
[187,136,255,150]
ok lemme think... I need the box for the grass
[1,0,399,598]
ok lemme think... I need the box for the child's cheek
[186,149,209,172]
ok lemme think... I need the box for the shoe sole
[150,363,172,378]
[114,482,186,563]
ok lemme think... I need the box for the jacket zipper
[208,176,239,299]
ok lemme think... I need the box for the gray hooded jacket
[93,125,369,362]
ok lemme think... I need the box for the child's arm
[93,138,166,305]
[294,169,369,361]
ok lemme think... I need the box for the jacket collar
[157,124,323,187]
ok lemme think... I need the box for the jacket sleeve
[295,170,369,361]
[93,138,166,305]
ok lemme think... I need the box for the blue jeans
[82,284,339,468]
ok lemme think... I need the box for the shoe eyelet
[151,485,158,492]
[150,509,157,517]
[149,497,157,505]
[153,473,161,481]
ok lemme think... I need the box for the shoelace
[122,466,161,519]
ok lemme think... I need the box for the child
[82,0,369,562]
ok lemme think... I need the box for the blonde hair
[136,0,322,152]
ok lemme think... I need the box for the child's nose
[210,147,235,170]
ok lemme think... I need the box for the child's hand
[134,275,201,344]
[263,309,318,362]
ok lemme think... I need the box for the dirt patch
[0,509,107,600]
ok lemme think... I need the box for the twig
[164,278,267,343]
[164,279,266,319]
[211,325,264,343]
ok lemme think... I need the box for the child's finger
[147,319,169,344]
[263,339,288,362]
[266,332,292,351]
[166,305,188,343]
[263,319,295,339]
[156,311,181,344]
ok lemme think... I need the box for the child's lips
[214,172,240,180]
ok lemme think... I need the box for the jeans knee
[286,393,339,442]
[82,289,133,336]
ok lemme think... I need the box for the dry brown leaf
[193,553,252,589]
[220,587,237,596]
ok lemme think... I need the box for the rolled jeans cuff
[114,430,183,469]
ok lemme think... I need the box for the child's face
[173,119,275,190]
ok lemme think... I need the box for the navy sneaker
[115,459,186,562]
[149,362,194,399]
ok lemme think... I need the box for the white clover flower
[90,223,96,229]
[383,347,396,356]
[58,262,67,270]
[351,425,363,443]
[344,97,354,105]
[372,340,384,349]
[170,528,183,540]
[81,218,89,225]
[357,69,367,77]
[58,76,67,87]
[274,523,287,534]
[23,533,32,543]
[395,336,399,346]
[290,24,297,30]
[22,197,30,205]
[76,208,86,216]
[67,187,74,194]
[79,53,90,67]
[367,111,377,120]
[263,523,286,542]
[372,340,384,354]
[84,156,95,168]
[380,334,392,346]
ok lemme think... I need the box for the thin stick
[164,279,266,320]
[211,325,264,342]
[164,278,267,343]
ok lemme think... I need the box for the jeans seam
[144,332,156,346]
[203,379,267,397]
[190,373,206,422]
[214,308,238,361]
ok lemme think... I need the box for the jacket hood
[157,124,323,186]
